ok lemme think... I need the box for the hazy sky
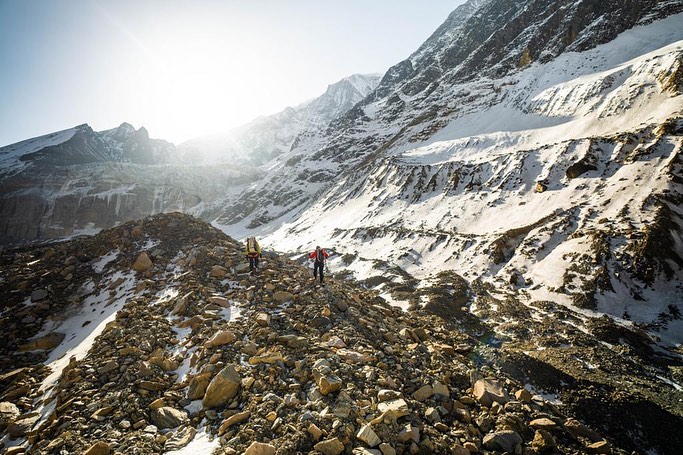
[0,0,465,146]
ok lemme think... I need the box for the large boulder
[187,373,212,400]
[164,426,197,451]
[18,332,65,351]
[171,293,191,315]
[397,424,420,443]
[209,265,228,277]
[0,401,20,429]
[337,348,370,364]
[83,441,111,455]
[132,252,153,272]
[377,398,409,419]
[413,385,433,402]
[563,418,602,441]
[483,430,523,453]
[357,424,381,447]
[255,313,271,327]
[531,429,557,453]
[244,442,276,455]
[317,374,343,395]
[30,289,48,302]
[273,291,294,304]
[314,437,345,455]
[151,406,188,429]
[7,413,39,438]
[473,378,510,407]
[218,411,251,435]
[587,441,611,454]
[203,330,237,348]
[202,365,241,409]
[208,296,230,307]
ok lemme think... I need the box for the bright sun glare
[79,1,329,144]
[97,0,310,145]
[137,41,274,141]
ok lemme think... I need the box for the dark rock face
[372,0,682,100]
[0,123,198,244]
[629,202,683,284]
[0,164,231,244]
[565,160,598,179]
[372,59,415,100]
[0,191,46,240]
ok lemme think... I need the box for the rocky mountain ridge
[0,123,176,174]
[211,1,683,236]
[0,160,247,245]
[2,213,677,454]
[0,122,232,244]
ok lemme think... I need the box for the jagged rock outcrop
[3,123,174,169]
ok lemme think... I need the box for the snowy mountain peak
[0,121,174,175]
[318,74,383,111]
[177,73,382,166]
[135,126,149,139]
[410,0,492,64]
[116,122,135,134]
[335,73,383,95]
[101,122,138,142]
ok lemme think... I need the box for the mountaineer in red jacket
[308,246,329,283]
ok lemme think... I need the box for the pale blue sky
[0,0,465,146]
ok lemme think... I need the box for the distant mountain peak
[0,121,174,172]
[135,126,149,139]
[117,122,135,133]
[337,73,384,93]
[177,72,382,166]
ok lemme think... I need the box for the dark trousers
[313,261,324,282]
[248,255,259,271]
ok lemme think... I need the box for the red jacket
[309,248,329,262]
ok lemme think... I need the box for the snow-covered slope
[0,126,80,178]
[213,1,683,233]
[177,73,382,166]
[247,11,683,347]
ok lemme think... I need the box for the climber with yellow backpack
[245,236,262,272]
